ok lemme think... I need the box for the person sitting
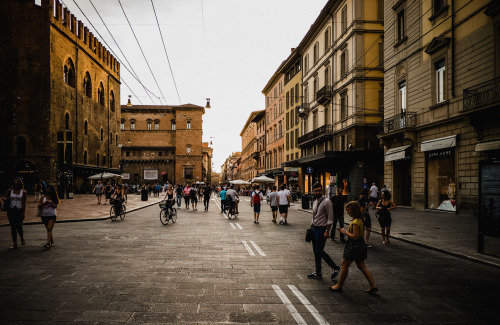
[111,184,125,214]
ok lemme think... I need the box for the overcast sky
[60,0,327,172]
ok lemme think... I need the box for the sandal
[43,243,51,249]
[365,287,378,293]
[10,243,17,249]
[328,286,342,292]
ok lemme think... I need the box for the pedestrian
[361,178,369,190]
[219,187,227,213]
[376,191,396,244]
[226,185,239,214]
[39,184,59,249]
[190,185,198,211]
[268,186,278,223]
[278,184,290,224]
[250,185,264,223]
[381,184,390,196]
[330,187,346,242]
[358,188,372,247]
[3,177,27,249]
[183,184,191,209]
[93,180,104,204]
[111,184,125,215]
[123,183,128,203]
[34,181,42,202]
[328,201,377,293]
[369,182,379,208]
[163,184,176,215]
[307,182,341,280]
[266,186,271,202]
[202,184,212,211]
[104,181,113,205]
[326,180,336,200]
[175,184,183,208]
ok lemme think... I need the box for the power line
[118,0,167,105]
[151,0,182,104]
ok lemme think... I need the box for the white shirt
[369,185,379,198]
[278,190,289,205]
[9,190,24,209]
[268,191,278,206]
[251,190,263,203]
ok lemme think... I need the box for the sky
[59,0,328,172]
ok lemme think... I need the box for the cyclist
[219,187,227,213]
[163,184,176,216]
[111,184,125,215]
[226,185,239,215]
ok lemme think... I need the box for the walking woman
[3,177,27,249]
[329,201,377,293]
[376,191,396,244]
[39,184,59,249]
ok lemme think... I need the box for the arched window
[96,153,100,166]
[98,82,105,105]
[84,120,88,135]
[154,119,160,130]
[147,119,152,130]
[16,136,26,156]
[100,128,103,142]
[130,119,136,130]
[109,90,115,112]
[65,113,70,130]
[171,119,176,130]
[83,72,92,98]
[84,150,88,165]
[63,58,75,87]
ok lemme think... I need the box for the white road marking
[250,240,266,256]
[288,285,330,325]
[235,223,243,230]
[230,223,236,230]
[271,285,307,325]
[241,240,255,256]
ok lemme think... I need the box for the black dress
[377,202,392,227]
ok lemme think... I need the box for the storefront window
[426,148,456,211]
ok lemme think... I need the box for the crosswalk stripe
[250,240,266,256]
[235,223,243,230]
[288,285,330,325]
[241,240,255,256]
[271,285,307,325]
[230,223,236,230]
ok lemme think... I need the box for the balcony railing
[298,124,333,146]
[316,85,333,105]
[298,102,310,117]
[378,112,416,134]
[463,76,500,111]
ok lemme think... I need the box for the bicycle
[159,201,177,225]
[226,201,237,219]
[110,199,126,221]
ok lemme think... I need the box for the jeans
[220,199,226,212]
[331,212,345,240]
[7,207,24,243]
[176,195,182,207]
[312,226,339,275]
[204,197,210,209]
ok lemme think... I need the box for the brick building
[202,142,213,185]
[120,104,205,186]
[0,0,121,196]
[240,111,262,181]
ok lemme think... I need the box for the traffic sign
[306,167,313,174]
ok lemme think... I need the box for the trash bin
[301,195,310,209]
[141,190,148,201]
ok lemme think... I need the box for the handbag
[305,226,313,242]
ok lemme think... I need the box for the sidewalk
[294,202,500,269]
[0,193,164,225]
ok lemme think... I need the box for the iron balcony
[463,76,500,111]
[378,112,416,134]
[297,124,334,147]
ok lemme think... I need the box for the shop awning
[475,139,500,152]
[421,135,457,152]
[384,145,412,162]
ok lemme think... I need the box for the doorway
[393,159,411,206]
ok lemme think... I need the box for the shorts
[369,197,378,204]
[190,196,198,203]
[96,193,102,197]
[253,204,261,213]
[106,194,112,199]
[278,205,288,214]
[271,206,278,212]
[41,215,56,222]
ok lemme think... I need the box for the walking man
[278,184,290,224]
[330,187,346,242]
[308,182,341,280]
[369,182,379,208]
[219,187,227,213]
[93,181,104,204]
[268,186,278,223]
[190,186,198,211]
[250,185,264,223]
[202,184,212,211]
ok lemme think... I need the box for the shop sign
[122,173,130,180]
[144,169,158,180]
[426,148,454,160]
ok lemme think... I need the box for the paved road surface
[0,195,498,324]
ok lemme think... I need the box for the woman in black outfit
[376,191,396,244]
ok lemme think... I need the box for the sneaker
[254,221,257,224]
[307,272,322,279]
[272,220,276,223]
[331,268,340,280]
[366,244,373,248]
[279,220,283,224]
[284,220,287,224]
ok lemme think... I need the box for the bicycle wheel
[110,206,117,221]
[160,208,169,225]
[171,208,177,223]
[120,205,126,220]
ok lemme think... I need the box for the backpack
[252,191,261,204]
[190,188,196,196]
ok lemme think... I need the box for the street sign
[306,167,313,174]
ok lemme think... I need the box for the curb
[0,200,162,227]
[298,209,500,269]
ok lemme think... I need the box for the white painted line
[250,240,266,256]
[230,223,236,230]
[288,285,330,325]
[241,240,255,256]
[272,285,307,325]
[235,223,243,230]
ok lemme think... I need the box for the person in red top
[183,184,191,209]
[250,185,264,224]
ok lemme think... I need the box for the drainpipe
[75,47,78,170]
[107,74,110,169]
[451,0,455,98]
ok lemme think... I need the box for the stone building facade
[240,111,262,181]
[202,142,213,185]
[252,111,267,176]
[380,0,500,214]
[120,104,204,186]
[0,0,121,195]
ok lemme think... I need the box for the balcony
[463,77,500,112]
[251,151,260,160]
[298,102,310,117]
[378,112,416,135]
[298,124,333,147]
[316,85,333,105]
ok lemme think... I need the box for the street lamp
[205,98,211,109]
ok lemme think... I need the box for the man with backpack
[250,185,264,224]
[190,185,198,211]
